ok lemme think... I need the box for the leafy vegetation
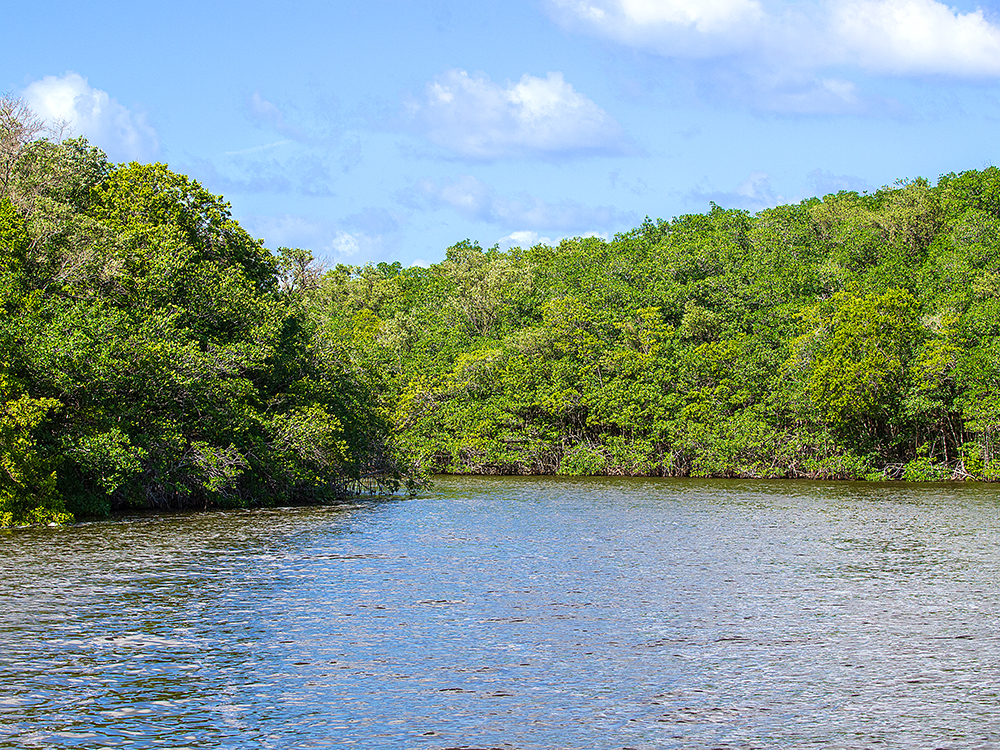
[3,96,998,528]
[312,181,1000,485]
[0,98,412,527]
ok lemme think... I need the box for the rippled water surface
[4,477,1000,749]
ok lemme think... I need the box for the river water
[3,477,1000,749]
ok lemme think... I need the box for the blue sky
[8,0,1000,266]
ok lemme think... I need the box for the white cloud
[501,230,554,247]
[330,230,362,259]
[550,0,767,56]
[549,0,1000,112]
[332,230,394,263]
[23,72,158,162]
[411,69,630,159]
[832,0,1000,76]
[403,174,638,230]
[616,0,762,30]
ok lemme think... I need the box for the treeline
[0,99,412,527]
[4,98,999,527]
[310,175,999,483]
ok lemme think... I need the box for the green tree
[790,289,922,450]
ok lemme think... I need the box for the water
[3,476,1000,749]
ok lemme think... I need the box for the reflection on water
[3,478,1000,749]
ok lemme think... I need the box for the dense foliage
[311,177,1000,483]
[0,98,409,527]
[4,97,999,527]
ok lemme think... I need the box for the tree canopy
[0,99,411,527]
[310,178,1000,484]
[3,96,999,527]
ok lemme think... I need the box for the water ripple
[2,478,1000,748]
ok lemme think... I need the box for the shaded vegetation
[0,98,412,527]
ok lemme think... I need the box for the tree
[790,289,922,449]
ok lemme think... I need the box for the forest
[317,175,998,485]
[2,96,999,526]
[0,98,412,527]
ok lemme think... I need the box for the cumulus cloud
[500,230,557,248]
[23,72,158,162]
[832,0,1000,76]
[329,230,366,259]
[402,174,638,230]
[550,0,768,56]
[410,69,631,159]
[615,0,762,30]
[549,0,1000,112]
[552,0,1000,75]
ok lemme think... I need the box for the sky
[7,0,1000,267]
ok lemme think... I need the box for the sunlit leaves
[791,289,922,443]
[0,379,67,527]
[310,172,1000,482]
